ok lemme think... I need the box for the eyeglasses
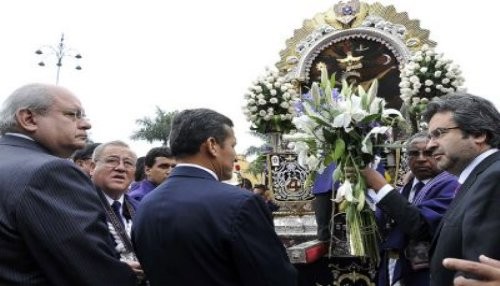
[98,156,136,170]
[407,150,434,158]
[61,110,87,121]
[428,126,460,140]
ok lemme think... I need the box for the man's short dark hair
[253,184,266,191]
[423,93,500,148]
[169,108,233,158]
[144,146,173,168]
[71,142,101,162]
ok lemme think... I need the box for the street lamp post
[35,33,82,85]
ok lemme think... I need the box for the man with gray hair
[0,83,136,285]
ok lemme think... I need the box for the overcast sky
[0,0,497,156]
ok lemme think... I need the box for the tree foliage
[130,107,178,146]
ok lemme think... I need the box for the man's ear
[89,161,97,176]
[472,132,488,145]
[145,166,152,176]
[16,109,38,132]
[206,137,219,157]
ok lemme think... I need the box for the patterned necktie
[413,181,425,195]
[111,200,124,227]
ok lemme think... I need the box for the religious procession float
[241,0,465,285]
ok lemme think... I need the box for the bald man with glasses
[0,83,136,285]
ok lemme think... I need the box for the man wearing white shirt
[421,93,500,285]
[90,140,145,283]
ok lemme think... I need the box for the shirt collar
[175,163,219,180]
[104,193,124,206]
[458,149,499,184]
[5,132,34,141]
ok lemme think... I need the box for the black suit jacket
[132,166,297,286]
[0,135,136,285]
[429,151,500,285]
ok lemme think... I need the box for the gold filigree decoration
[277,1,436,74]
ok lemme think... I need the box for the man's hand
[125,260,145,279]
[360,167,388,192]
[443,255,500,285]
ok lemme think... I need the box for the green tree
[131,107,178,146]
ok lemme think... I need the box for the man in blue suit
[0,83,136,285]
[132,108,297,286]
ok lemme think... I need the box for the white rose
[269,97,278,104]
[425,79,433,86]
[259,110,267,116]
[270,89,277,96]
[425,87,431,93]
[258,99,267,105]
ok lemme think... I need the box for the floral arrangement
[399,44,465,131]
[243,67,300,134]
[285,65,403,264]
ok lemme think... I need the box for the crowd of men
[0,82,499,286]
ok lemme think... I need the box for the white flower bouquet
[399,44,465,131]
[243,67,300,134]
[285,65,403,264]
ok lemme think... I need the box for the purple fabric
[311,163,336,195]
[376,171,458,286]
[128,179,157,202]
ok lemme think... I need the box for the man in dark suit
[360,132,458,286]
[0,83,136,285]
[421,93,500,285]
[132,108,297,286]
[90,140,144,282]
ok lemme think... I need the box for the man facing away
[0,83,136,285]
[360,132,458,286]
[422,93,500,285]
[129,146,175,201]
[90,140,145,283]
[132,108,297,286]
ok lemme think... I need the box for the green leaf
[333,138,346,161]
[330,73,337,88]
[359,113,381,124]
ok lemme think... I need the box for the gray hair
[92,140,136,162]
[404,131,429,149]
[0,83,55,135]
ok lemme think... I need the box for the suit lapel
[430,151,500,252]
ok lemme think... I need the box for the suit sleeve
[16,161,136,286]
[462,169,500,263]
[230,195,297,286]
[377,180,455,239]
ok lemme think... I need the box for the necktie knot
[414,181,425,194]
[111,201,124,226]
